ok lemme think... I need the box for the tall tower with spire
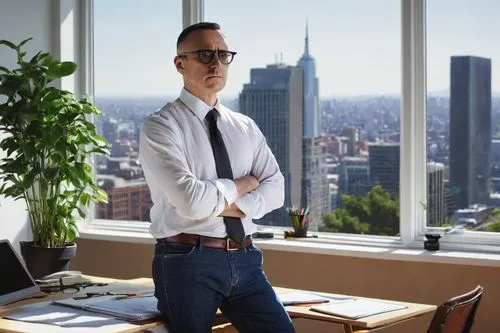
[297,22,330,229]
[297,21,320,137]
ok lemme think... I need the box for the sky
[93,0,500,98]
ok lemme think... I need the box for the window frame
[76,0,500,254]
[404,0,500,252]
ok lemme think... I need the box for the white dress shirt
[139,88,285,239]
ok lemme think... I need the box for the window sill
[78,222,500,268]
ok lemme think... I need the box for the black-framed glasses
[178,49,237,65]
[39,281,109,294]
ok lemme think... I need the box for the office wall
[0,0,54,252]
[73,238,498,333]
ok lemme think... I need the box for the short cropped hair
[176,22,221,51]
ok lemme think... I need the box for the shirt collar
[179,88,222,122]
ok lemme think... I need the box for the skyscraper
[297,22,320,137]
[338,156,371,205]
[342,125,362,156]
[427,162,445,226]
[369,143,400,199]
[239,64,304,226]
[449,56,492,209]
[302,136,330,230]
[296,22,330,229]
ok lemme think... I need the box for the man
[139,22,295,333]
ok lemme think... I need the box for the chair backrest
[427,285,483,333]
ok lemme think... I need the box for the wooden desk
[0,276,164,333]
[0,277,436,333]
[277,287,437,333]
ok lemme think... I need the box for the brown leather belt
[164,233,252,251]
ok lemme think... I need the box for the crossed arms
[220,175,260,218]
[139,115,284,221]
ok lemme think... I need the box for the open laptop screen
[0,240,40,306]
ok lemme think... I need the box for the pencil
[114,293,150,300]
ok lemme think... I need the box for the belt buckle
[226,238,239,251]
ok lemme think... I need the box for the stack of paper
[310,299,407,319]
[35,274,92,288]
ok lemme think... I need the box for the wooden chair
[427,285,483,333]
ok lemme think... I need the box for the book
[310,299,407,319]
[53,295,161,321]
[279,291,350,306]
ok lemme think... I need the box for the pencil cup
[291,215,309,238]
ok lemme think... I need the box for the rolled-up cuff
[213,179,238,206]
[236,191,264,219]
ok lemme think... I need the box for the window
[81,0,500,253]
[205,0,402,236]
[426,0,500,234]
[92,0,182,222]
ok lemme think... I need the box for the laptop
[0,239,40,306]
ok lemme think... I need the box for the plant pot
[20,241,77,279]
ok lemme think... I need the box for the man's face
[174,29,231,98]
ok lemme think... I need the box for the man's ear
[174,56,184,74]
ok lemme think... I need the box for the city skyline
[94,0,500,98]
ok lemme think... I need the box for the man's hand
[234,175,259,196]
[219,203,245,218]
[218,175,258,218]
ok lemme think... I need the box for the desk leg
[343,324,354,333]
[343,325,370,333]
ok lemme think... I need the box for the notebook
[310,299,407,319]
[53,295,161,321]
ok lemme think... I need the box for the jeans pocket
[163,242,197,258]
[248,244,263,254]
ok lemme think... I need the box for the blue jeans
[152,238,295,333]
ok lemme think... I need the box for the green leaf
[17,37,34,49]
[94,187,108,203]
[66,216,78,242]
[0,75,24,96]
[46,61,77,82]
[0,39,18,49]
[66,168,83,188]
[79,193,91,206]
[76,207,86,218]
[90,133,108,145]
[41,54,57,67]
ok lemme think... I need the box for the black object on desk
[284,230,318,239]
[252,231,274,239]
[424,233,441,251]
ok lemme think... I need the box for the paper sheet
[310,299,407,319]
[4,301,127,327]
[279,292,351,305]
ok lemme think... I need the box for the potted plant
[0,38,109,279]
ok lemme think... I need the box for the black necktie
[206,109,245,242]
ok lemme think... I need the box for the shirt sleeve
[139,114,227,220]
[213,179,238,205]
[235,191,264,219]
[235,122,285,219]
